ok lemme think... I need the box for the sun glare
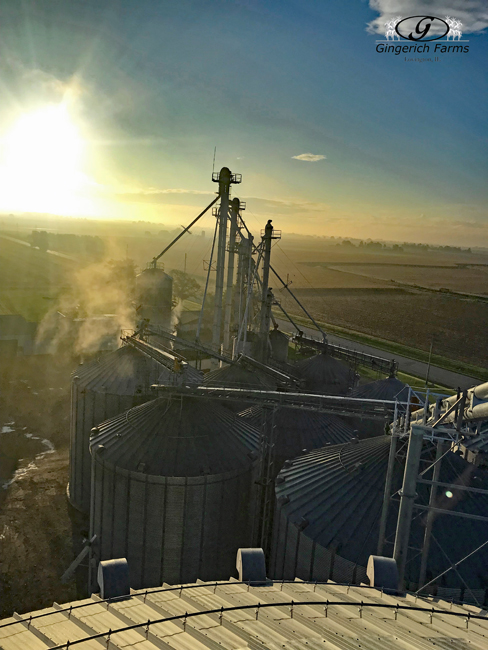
[0,104,92,215]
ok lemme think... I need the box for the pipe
[258,220,274,363]
[211,168,231,359]
[223,198,239,352]
[473,382,488,400]
[196,215,219,342]
[377,432,398,555]
[232,237,246,342]
[393,425,424,590]
[237,239,261,353]
[270,264,327,341]
[418,439,446,588]
[151,195,219,265]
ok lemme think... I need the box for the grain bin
[203,359,277,411]
[238,405,353,474]
[90,397,260,589]
[347,377,409,438]
[294,352,356,395]
[270,436,488,593]
[269,328,289,363]
[69,345,202,513]
[232,330,258,359]
[136,265,173,327]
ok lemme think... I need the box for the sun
[0,104,92,215]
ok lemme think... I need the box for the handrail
[11,599,488,648]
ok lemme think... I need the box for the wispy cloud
[367,1,488,34]
[292,153,326,162]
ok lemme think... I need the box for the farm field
[279,288,488,369]
[2,217,487,372]
[270,242,488,293]
[311,263,488,295]
[0,236,74,320]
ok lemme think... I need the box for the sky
[0,0,486,245]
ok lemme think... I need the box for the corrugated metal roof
[274,436,391,564]
[1,579,487,650]
[345,378,409,439]
[238,405,354,472]
[294,353,355,395]
[72,345,202,396]
[269,329,289,342]
[73,347,166,395]
[272,436,488,591]
[203,362,276,391]
[90,397,260,477]
[350,377,409,401]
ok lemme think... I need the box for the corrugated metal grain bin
[270,436,488,593]
[90,397,260,589]
[294,352,356,395]
[203,360,277,411]
[69,345,202,513]
[269,328,289,363]
[69,346,163,512]
[347,377,409,438]
[238,405,353,474]
[136,266,173,327]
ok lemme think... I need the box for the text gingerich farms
[376,43,469,55]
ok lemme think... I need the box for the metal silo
[238,405,354,474]
[294,352,356,395]
[269,328,289,363]
[90,396,260,589]
[69,345,165,513]
[203,359,277,411]
[136,265,173,327]
[270,436,488,593]
[347,377,409,438]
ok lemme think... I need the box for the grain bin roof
[90,397,260,477]
[269,329,289,342]
[239,405,354,452]
[1,579,487,650]
[275,436,391,561]
[203,362,276,390]
[350,376,409,401]
[275,436,488,590]
[157,362,203,386]
[72,345,202,394]
[73,346,166,395]
[294,352,355,393]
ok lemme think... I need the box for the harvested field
[276,244,488,267]
[0,236,73,289]
[326,264,488,295]
[279,288,488,369]
[270,263,392,289]
[0,236,74,320]
[271,244,488,295]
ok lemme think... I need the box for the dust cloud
[36,258,136,356]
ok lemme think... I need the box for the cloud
[292,153,326,162]
[367,1,488,34]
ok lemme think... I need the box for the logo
[395,16,449,41]
[445,16,463,40]
[384,17,402,40]
[375,15,469,57]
